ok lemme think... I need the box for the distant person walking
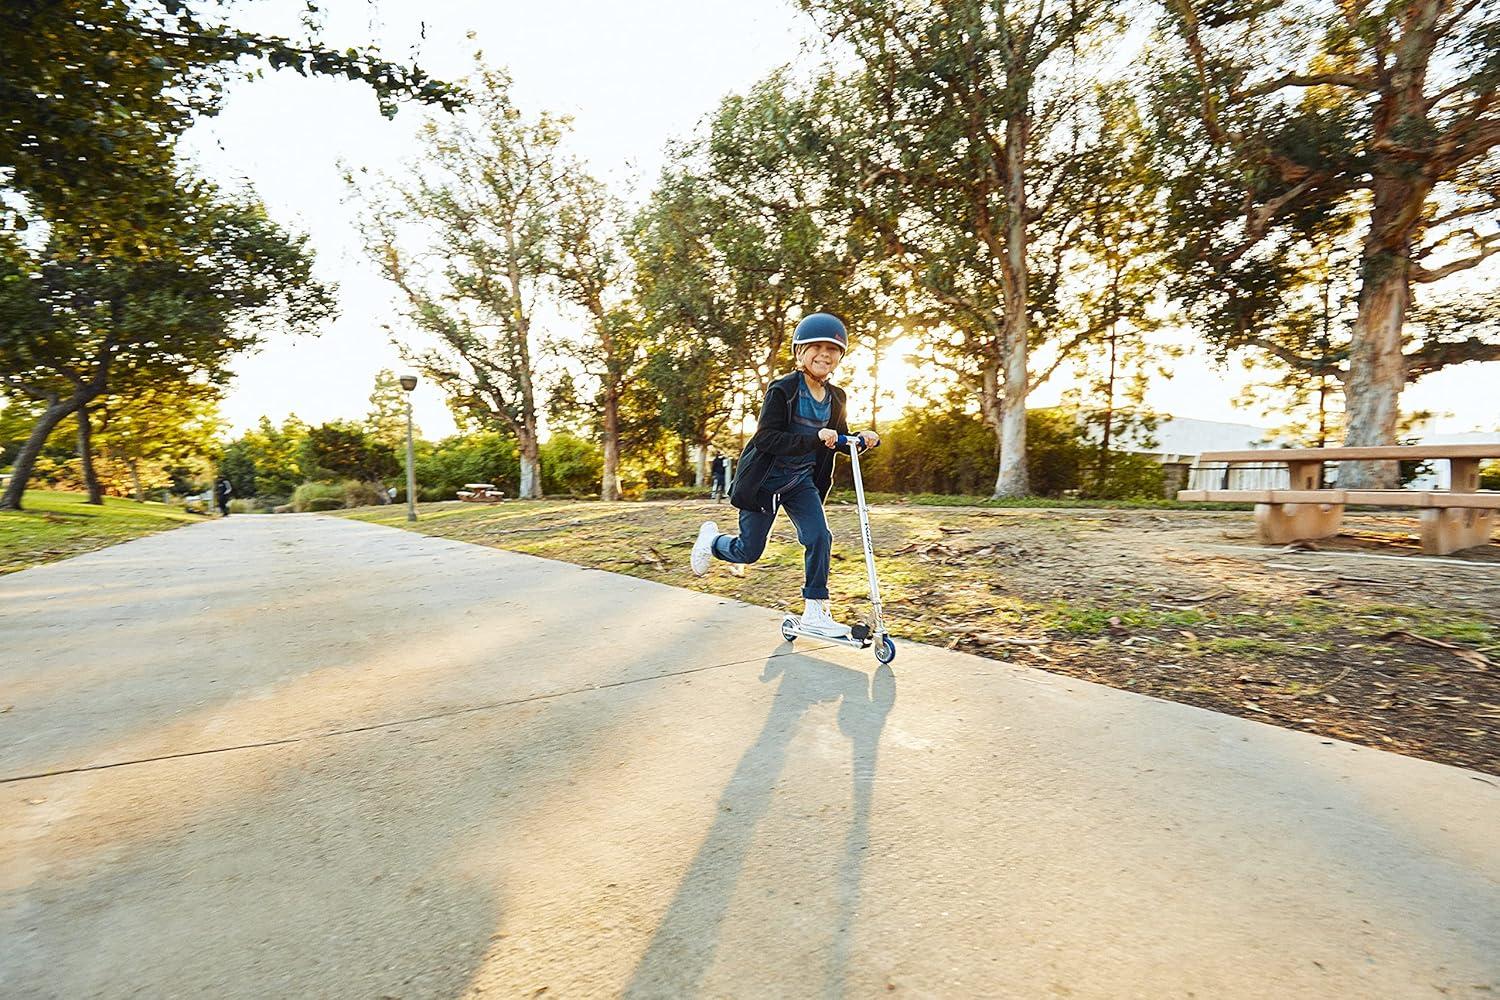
[710,453,727,501]
[214,478,232,517]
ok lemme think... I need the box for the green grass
[1041,604,1210,636]
[0,490,202,575]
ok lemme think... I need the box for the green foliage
[1023,409,1091,498]
[365,369,414,449]
[219,415,307,502]
[290,482,346,512]
[1,0,460,241]
[93,378,225,499]
[306,497,345,512]
[219,440,257,500]
[0,399,42,468]
[349,62,555,498]
[340,480,389,508]
[0,187,334,509]
[540,433,604,496]
[854,403,1170,500]
[1084,451,1167,501]
[856,405,998,496]
[792,0,1125,495]
[297,421,399,484]
[1482,462,1500,492]
[414,432,519,502]
[1150,0,1500,438]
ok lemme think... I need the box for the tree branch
[1239,333,1343,374]
[0,374,57,403]
[1231,71,1379,101]
[1411,235,1500,282]
[1426,196,1500,230]
[1405,337,1500,378]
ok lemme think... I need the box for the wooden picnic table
[1178,445,1499,555]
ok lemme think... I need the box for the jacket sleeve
[749,385,823,457]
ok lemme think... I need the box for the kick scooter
[780,433,897,665]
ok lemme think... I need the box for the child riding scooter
[690,312,880,640]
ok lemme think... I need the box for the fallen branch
[1380,630,1491,670]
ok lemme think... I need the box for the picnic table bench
[456,483,505,503]
[1178,445,1500,555]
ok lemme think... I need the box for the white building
[1115,416,1289,491]
[1120,417,1500,492]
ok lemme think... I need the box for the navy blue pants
[711,475,832,599]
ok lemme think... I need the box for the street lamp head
[399,374,418,392]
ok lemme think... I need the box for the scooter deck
[781,621,873,649]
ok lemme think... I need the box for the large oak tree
[1157,0,1500,486]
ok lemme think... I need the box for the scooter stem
[841,435,884,635]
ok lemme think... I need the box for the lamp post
[399,374,418,522]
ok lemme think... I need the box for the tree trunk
[693,442,708,488]
[76,405,104,505]
[600,387,621,501]
[1341,177,1423,489]
[503,225,543,500]
[1097,258,1123,493]
[980,346,1005,467]
[518,431,541,499]
[993,113,1032,499]
[1,397,81,510]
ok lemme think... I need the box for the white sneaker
[800,599,851,638]
[691,521,719,576]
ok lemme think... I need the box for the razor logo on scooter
[778,434,897,666]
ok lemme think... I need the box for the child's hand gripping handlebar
[836,433,878,451]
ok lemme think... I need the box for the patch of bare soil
[356,501,1500,774]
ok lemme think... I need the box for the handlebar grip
[836,433,877,451]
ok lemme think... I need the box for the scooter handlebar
[836,433,878,451]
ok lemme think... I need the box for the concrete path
[1,515,1496,1000]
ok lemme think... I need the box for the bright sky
[183,0,1499,443]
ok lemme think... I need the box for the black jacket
[729,371,850,513]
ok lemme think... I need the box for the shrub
[227,499,258,514]
[416,432,519,500]
[291,481,346,512]
[1081,451,1168,500]
[541,433,603,495]
[307,497,344,512]
[340,479,389,508]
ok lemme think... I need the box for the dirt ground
[344,501,1500,775]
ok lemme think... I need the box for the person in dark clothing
[690,312,879,637]
[214,477,232,517]
[710,453,727,500]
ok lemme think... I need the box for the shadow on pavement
[625,650,896,999]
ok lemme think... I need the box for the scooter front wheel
[874,635,896,664]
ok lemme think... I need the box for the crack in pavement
[0,641,838,786]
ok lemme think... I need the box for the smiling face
[797,341,844,382]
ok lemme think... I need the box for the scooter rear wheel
[780,616,798,643]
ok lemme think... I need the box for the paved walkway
[1,515,1496,999]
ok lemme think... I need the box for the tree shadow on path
[625,649,897,999]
